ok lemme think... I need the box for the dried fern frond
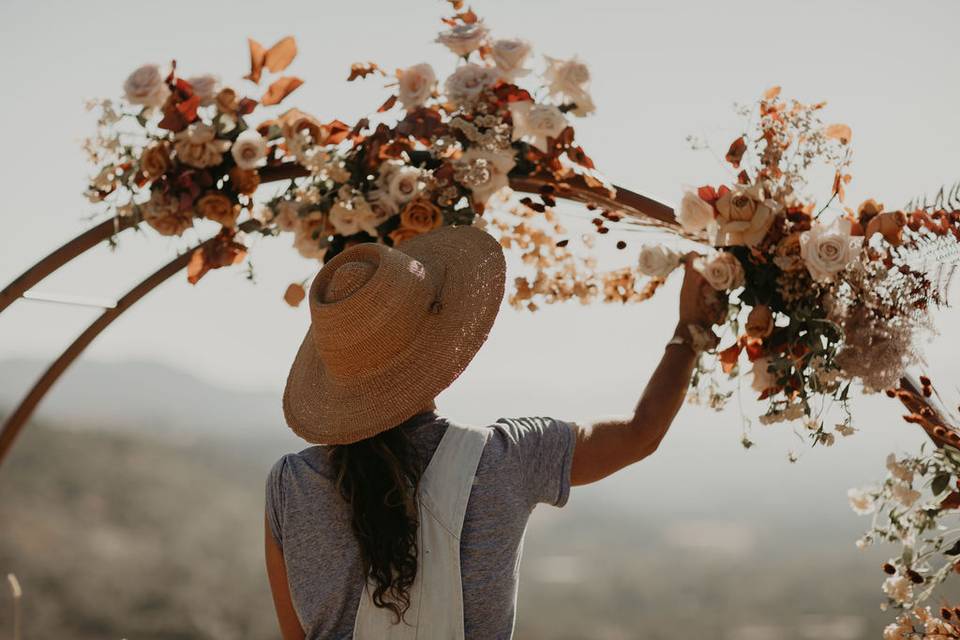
[904,180,960,213]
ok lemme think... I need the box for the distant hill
[0,358,300,454]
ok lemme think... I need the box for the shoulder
[492,416,577,444]
[266,446,330,487]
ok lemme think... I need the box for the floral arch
[3,3,960,634]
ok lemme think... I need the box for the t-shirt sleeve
[495,416,577,508]
[265,455,289,547]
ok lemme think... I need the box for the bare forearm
[628,324,698,456]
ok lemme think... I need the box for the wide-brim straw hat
[283,225,506,444]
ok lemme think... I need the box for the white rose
[231,129,268,170]
[799,217,862,282]
[636,245,680,278]
[751,357,778,394]
[123,64,170,108]
[444,64,498,106]
[186,74,221,106]
[543,56,595,116]
[435,22,488,57]
[456,148,516,206]
[174,122,231,168]
[847,487,876,515]
[397,63,436,111]
[490,38,532,81]
[693,251,745,291]
[508,101,567,152]
[678,190,714,234]
[329,201,363,236]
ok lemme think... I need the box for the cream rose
[123,64,170,107]
[508,101,567,152]
[273,200,300,232]
[329,201,364,236]
[435,21,488,57]
[174,122,231,168]
[636,245,680,279]
[713,184,778,247]
[397,63,436,111]
[379,161,423,204]
[490,38,532,81]
[799,217,861,282]
[444,64,498,106]
[693,251,745,291]
[355,192,397,237]
[293,215,331,260]
[456,148,516,205]
[677,190,714,234]
[544,56,595,116]
[186,74,221,106]
[231,129,268,170]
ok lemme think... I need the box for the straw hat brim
[282,225,506,444]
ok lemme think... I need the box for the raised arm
[570,260,721,486]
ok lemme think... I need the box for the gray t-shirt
[265,412,576,640]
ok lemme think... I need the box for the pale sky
[1,0,959,509]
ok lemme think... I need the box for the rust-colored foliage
[187,231,247,284]
[262,76,304,106]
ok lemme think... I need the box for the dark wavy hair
[329,424,424,623]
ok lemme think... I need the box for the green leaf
[932,473,951,496]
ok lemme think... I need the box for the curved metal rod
[0,217,137,315]
[0,164,677,323]
[0,236,213,465]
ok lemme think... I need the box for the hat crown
[308,243,435,379]
[324,262,376,303]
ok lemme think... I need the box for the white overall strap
[353,424,489,640]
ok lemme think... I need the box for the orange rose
[196,192,240,227]
[142,191,193,237]
[140,142,172,181]
[389,226,423,246]
[229,167,260,196]
[865,210,907,247]
[773,232,803,272]
[215,87,239,115]
[399,198,443,233]
[745,305,774,339]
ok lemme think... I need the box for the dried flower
[123,64,170,107]
[196,191,240,228]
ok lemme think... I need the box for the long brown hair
[329,423,424,622]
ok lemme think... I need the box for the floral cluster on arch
[84,3,618,297]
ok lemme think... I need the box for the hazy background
[1,0,959,638]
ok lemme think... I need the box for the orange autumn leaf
[458,8,478,23]
[719,343,743,374]
[725,136,747,168]
[262,76,304,106]
[245,38,267,84]
[264,36,297,73]
[283,283,306,307]
[187,232,247,285]
[825,124,852,144]
[763,85,781,100]
[347,62,384,82]
[377,94,398,113]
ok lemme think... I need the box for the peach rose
[229,167,260,196]
[215,88,239,115]
[693,251,745,291]
[388,226,423,246]
[745,305,774,339]
[864,211,907,247]
[142,190,193,237]
[399,199,444,233]
[713,184,778,247]
[196,192,240,228]
[140,142,172,181]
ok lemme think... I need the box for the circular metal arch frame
[0,165,954,465]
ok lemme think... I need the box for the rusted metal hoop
[0,163,954,467]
